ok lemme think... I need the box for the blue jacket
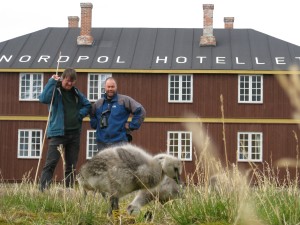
[90,93,146,143]
[39,78,91,137]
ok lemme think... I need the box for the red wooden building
[0,3,300,183]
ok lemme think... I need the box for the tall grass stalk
[57,144,67,215]
[220,94,229,172]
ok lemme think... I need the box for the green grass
[1,164,300,225]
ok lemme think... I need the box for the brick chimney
[200,4,216,46]
[224,17,234,29]
[77,2,94,46]
[68,16,79,28]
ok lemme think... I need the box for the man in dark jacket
[39,68,91,191]
[90,77,146,151]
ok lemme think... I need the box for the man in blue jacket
[90,77,146,151]
[39,68,91,191]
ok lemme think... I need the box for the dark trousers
[39,133,80,191]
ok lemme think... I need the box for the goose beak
[174,170,180,184]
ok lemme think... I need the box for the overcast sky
[1,0,299,46]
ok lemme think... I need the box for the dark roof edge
[0,68,299,74]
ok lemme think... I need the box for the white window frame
[86,130,98,159]
[18,129,42,159]
[19,73,43,101]
[167,131,192,161]
[168,74,193,103]
[238,75,263,103]
[237,132,263,162]
[88,73,112,102]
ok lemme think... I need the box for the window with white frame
[237,132,263,162]
[86,130,98,159]
[238,75,263,103]
[168,131,192,161]
[19,73,43,101]
[18,129,42,158]
[168,74,193,103]
[88,73,112,101]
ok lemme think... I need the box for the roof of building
[0,27,299,72]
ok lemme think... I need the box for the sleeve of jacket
[127,98,146,130]
[38,78,57,104]
[89,102,98,129]
[78,92,92,120]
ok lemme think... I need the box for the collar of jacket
[57,86,80,103]
[104,92,118,102]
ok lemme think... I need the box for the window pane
[87,130,98,159]
[238,132,262,162]
[239,75,263,103]
[168,131,192,160]
[20,73,43,100]
[18,130,42,158]
[168,74,192,102]
[88,74,111,101]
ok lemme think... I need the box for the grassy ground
[1,160,300,225]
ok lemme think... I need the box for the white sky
[1,0,300,46]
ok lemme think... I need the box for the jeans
[39,133,80,191]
